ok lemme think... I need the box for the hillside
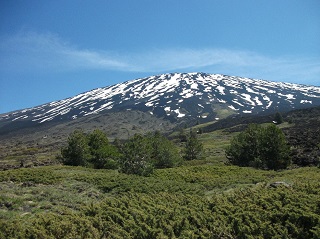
[1,104,320,170]
[199,106,320,166]
[1,72,320,169]
[1,104,320,237]
[1,73,320,135]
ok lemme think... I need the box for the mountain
[1,72,320,135]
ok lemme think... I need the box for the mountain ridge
[1,72,320,134]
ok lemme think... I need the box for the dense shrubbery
[226,124,291,170]
[119,132,182,176]
[61,129,119,169]
[61,130,183,175]
[1,166,320,238]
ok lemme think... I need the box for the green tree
[259,124,291,170]
[61,129,91,166]
[274,112,284,124]
[149,131,182,168]
[183,130,204,160]
[119,132,182,176]
[88,129,119,169]
[225,124,261,167]
[61,129,118,169]
[226,124,291,170]
[178,128,187,142]
[119,134,154,176]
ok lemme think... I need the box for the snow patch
[228,105,239,111]
[216,85,225,95]
[173,109,185,118]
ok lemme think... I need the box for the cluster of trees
[117,132,182,176]
[226,124,291,170]
[61,129,203,176]
[61,129,119,169]
[62,121,291,174]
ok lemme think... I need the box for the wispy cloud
[1,31,319,85]
[0,31,130,72]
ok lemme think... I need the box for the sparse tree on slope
[149,131,182,168]
[274,112,284,124]
[61,129,119,168]
[118,132,182,176]
[61,129,91,166]
[259,124,291,170]
[183,130,204,161]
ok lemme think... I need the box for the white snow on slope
[4,72,320,124]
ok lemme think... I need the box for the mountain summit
[1,72,320,129]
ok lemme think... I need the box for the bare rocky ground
[282,107,320,166]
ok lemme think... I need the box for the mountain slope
[1,73,320,134]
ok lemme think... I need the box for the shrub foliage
[61,129,119,169]
[226,124,291,169]
[119,132,182,176]
[1,166,320,238]
[183,130,204,161]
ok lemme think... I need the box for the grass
[198,129,235,164]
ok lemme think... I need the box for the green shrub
[61,129,91,166]
[183,130,204,160]
[61,129,119,169]
[226,124,291,170]
[119,132,182,176]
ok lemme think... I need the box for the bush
[61,129,119,169]
[61,129,91,166]
[183,130,204,161]
[119,132,182,176]
[118,134,154,176]
[226,124,291,170]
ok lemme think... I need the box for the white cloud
[0,31,130,72]
[1,31,319,85]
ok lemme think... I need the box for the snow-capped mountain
[1,73,320,128]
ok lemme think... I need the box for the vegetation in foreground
[0,165,319,238]
[1,112,319,238]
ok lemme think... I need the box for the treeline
[60,129,203,176]
[61,118,316,174]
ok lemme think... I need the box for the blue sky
[0,0,319,113]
